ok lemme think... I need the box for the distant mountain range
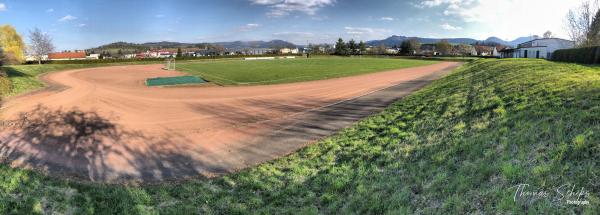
[365,35,537,47]
[88,40,297,52]
[89,35,538,53]
[213,40,296,49]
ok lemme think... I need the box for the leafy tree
[435,39,452,55]
[543,31,554,38]
[456,44,474,56]
[335,38,347,56]
[586,9,600,46]
[117,49,123,57]
[0,25,26,64]
[376,44,386,55]
[348,39,357,55]
[176,47,182,57]
[400,39,420,55]
[358,41,366,54]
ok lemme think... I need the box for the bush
[0,70,11,96]
[552,46,600,64]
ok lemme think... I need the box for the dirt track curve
[0,62,460,183]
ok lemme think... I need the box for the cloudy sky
[0,0,583,50]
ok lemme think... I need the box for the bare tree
[566,0,600,47]
[28,28,55,64]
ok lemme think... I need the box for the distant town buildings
[22,37,576,63]
[499,38,574,59]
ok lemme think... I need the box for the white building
[500,38,574,59]
[86,54,101,59]
[280,48,299,54]
[25,55,48,62]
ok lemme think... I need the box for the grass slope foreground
[0,59,599,214]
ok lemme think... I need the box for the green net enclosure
[146,76,207,86]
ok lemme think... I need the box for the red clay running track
[0,62,460,183]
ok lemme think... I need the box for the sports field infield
[176,57,437,85]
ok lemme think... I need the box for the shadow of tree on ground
[0,105,227,183]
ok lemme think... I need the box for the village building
[500,38,574,59]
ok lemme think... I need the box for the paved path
[0,62,460,183]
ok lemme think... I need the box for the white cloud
[344,27,391,40]
[380,17,394,21]
[78,23,87,27]
[46,8,54,13]
[441,23,462,30]
[0,3,6,12]
[238,23,261,31]
[415,0,581,39]
[272,31,336,44]
[58,15,77,22]
[273,31,315,37]
[249,0,335,17]
[155,14,165,18]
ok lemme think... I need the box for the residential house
[500,38,574,59]
[86,54,101,59]
[194,49,221,57]
[280,48,299,54]
[25,55,48,62]
[123,54,137,59]
[385,48,399,55]
[48,51,87,61]
[420,44,438,56]
[474,45,494,56]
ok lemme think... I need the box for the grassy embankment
[0,59,598,214]
[176,57,437,85]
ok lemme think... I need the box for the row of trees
[334,38,367,55]
[0,25,54,65]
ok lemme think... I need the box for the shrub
[552,46,600,64]
[0,69,11,96]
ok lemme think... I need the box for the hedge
[552,46,600,64]
[27,54,303,65]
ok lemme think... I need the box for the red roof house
[48,52,87,60]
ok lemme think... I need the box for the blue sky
[0,0,581,50]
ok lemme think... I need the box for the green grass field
[176,57,437,85]
[0,59,598,214]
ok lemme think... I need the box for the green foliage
[552,46,600,64]
[177,57,436,85]
[436,39,452,55]
[400,39,420,55]
[334,38,348,56]
[0,25,26,64]
[0,59,599,214]
[176,48,182,58]
[0,70,10,96]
